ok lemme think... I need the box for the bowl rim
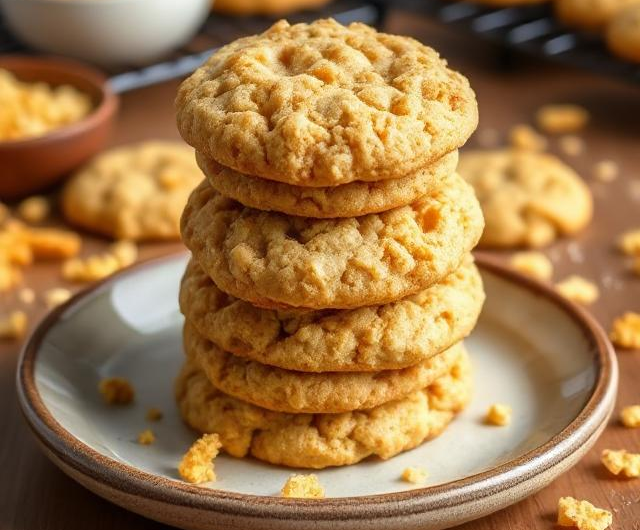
[16,252,618,521]
[0,54,118,149]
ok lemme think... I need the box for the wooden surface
[2,9,640,529]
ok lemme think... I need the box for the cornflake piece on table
[509,251,553,281]
[17,196,50,224]
[485,403,512,426]
[509,124,548,151]
[601,449,640,478]
[609,312,640,349]
[0,261,22,292]
[99,377,135,405]
[555,276,599,305]
[137,429,155,445]
[620,405,640,427]
[618,228,640,256]
[536,104,590,134]
[44,287,72,309]
[594,160,619,183]
[63,253,121,283]
[0,310,27,340]
[280,474,325,498]
[401,467,428,484]
[559,135,585,157]
[17,287,35,304]
[26,228,81,260]
[178,433,222,484]
[557,497,612,530]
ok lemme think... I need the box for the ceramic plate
[17,254,617,530]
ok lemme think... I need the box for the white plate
[18,254,617,530]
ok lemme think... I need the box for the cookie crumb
[0,310,28,340]
[178,433,222,484]
[44,287,72,309]
[509,124,547,151]
[0,262,22,292]
[620,405,640,427]
[555,276,599,305]
[110,240,138,268]
[146,407,163,421]
[62,253,121,283]
[536,105,589,134]
[558,135,585,157]
[594,160,619,183]
[557,497,612,530]
[281,474,325,498]
[401,466,428,484]
[137,429,155,445]
[99,377,135,405]
[609,312,640,349]
[485,403,512,426]
[17,287,35,304]
[17,196,50,224]
[601,449,640,478]
[509,251,553,281]
[618,228,640,256]
[26,228,81,260]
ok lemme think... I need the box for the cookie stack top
[177,18,482,311]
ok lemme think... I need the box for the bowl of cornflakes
[0,55,118,200]
[0,0,211,67]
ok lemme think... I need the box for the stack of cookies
[174,19,485,469]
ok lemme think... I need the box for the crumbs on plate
[401,467,428,484]
[178,433,222,484]
[137,429,156,446]
[281,474,325,499]
[146,407,163,421]
[485,403,512,426]
[99,377,135,405]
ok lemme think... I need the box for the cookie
[197,151,458,218]
[606,4,640,63]
[184,321,466,413]
[175,351,472,468]
[212,0,330,15]
[180,173,484,309]
[179,256,484,372]
[62,141,201,241]
[555,0,640,31]
[458,149,592,249]
[176,19,478,187]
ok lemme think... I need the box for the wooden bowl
[0,55,118,200]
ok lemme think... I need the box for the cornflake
[137,429,156,445]
[63,253,121,283]
[618,229,640,256]
[555,276,599,305]
[401,467,428,484]
[559,135,585,157]
[557,497,612,530]
[509,251,553,281]
[0,310,28,340]
[609,312,640,349]
[594,160,618,183]
[486,403,512,426]
[178,433,222,484]
[44,287,72,309]
[601,449,640,478]
[17,196,50,224]
[536,104,589,134]
[26,228,81,260]
[509,124,547,151]
[620,405,640,428]
[280,474,325,498]
[99,377,135,405]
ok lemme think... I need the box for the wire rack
[0,0,387,93]
[405,0,640,85]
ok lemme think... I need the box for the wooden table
[1,9,639,530]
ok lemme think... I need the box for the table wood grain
[1,9,639,530]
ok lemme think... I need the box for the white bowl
[0,0,211,67]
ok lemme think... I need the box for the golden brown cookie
[212,0,330,15]
[175,351,472,468]
[197,151,458,218]
[180,174,484,309]
[179,256,484,372]
[606,4,640,63]
[62,141,201,241]
[184,321,466,413]
[458,149,592,249]
[554,0,640,31]
[176,19,478,187]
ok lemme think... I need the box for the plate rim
[16,252,618,521]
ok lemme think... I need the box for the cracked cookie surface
[197,151,458,218]
[62,141,201,241]
[458,149,592,248]
[175,350,472,468]
[180,173,483,309]
[176,19,478,186]
[179,256,483,371]
[184,321,466,413]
